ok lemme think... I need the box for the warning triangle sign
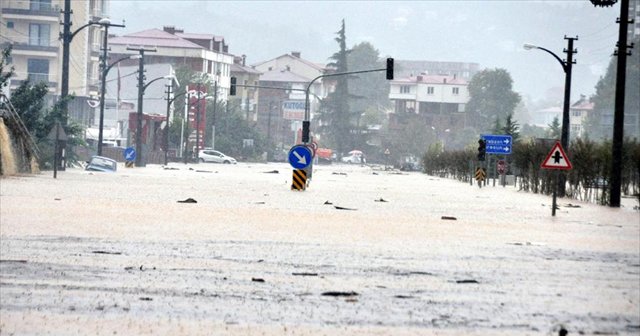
[541,141,572,170]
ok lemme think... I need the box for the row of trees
[422,138,640,205]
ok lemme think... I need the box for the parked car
[341,150,365,164]
[85,156,117,172]
[198,149,237,164]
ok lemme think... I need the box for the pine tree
[318,19,353,155]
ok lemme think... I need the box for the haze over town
[110,0,621,103]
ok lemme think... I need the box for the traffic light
[477,139,486,161]
[386,58,394,80]
[229,77,237,96]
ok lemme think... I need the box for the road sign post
[541,141,573,216]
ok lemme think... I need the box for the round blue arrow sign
[124,147,136,161]
[288,145,312,169]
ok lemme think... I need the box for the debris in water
[322,291,358,297]
[565,203,581,208]
[163,167,179,170]
[332,172,347,175]
[195,170,212,173]
[139,297,153,301]
[177,198,197,203]
[334,206,357,211]
[263,170,279,174]
[54,198,61,201]
[0,260,27,263]
[252,278,265,283]
[375,198,388,202]
[292,272,318,277]
[456,279,479,284]
[441,216,457,220]
[394,295,414,299]
[323,201,333,205]
[92,251,122,255]
[254,201,266,204]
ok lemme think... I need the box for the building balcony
[1,41,58,55]
[1,1,61,21]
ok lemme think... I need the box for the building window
[27,59,49,83]
[571,124,582,136]
[400,85,410,94]
[6,22,14,29]
[30,0,52,11]
[427,87,434,94]
[452,87,459,95]
[571,110,582,117]
[29,24,50,47]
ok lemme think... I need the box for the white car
[198,149,237,164]
[341,153,365,164]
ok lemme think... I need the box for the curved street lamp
[522,39,576,153]
[97,54,141,156]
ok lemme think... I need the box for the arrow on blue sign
[124,147,136,161]
[482,134,512,154]
[288,145,312,169]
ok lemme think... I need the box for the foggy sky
[108,1,621,104]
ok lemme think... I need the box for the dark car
[85,156,117,172]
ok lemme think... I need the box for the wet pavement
[1,162,639,335]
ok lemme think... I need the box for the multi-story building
[394,60,480,82]
[569,95,594,140]
[1,0,109,123]
[108,26,234,99]
[388,74,470,131]
[251,52,330,151]
[229,55,261,123]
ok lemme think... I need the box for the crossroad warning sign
[291,169,307,191]
[541,141,572,170]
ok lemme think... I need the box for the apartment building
[1,0,108,122]
[388,73,470,131]
[230,55,261,123]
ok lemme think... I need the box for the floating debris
[177,198,197,203]
[252,278,265,283]
[321,291,358,297]
[195,170,212,173]
[292,272,318,277]
[0,260,27,263]
[163,167,179,170]
[139,297,153,301]
[92,251,122,255]
[565,203,581,208]
[323,201,333,205]
[332,172,347,175]
[263,170,279,174]
[456,279,479,284]
[334,206,357,211]
[441,216,457,220]
[375,198,388,202]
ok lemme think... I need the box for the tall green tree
[466,68,521,132]
[1,46,14,89]
[547,116,561,139]
[317,19,353,155]
[502,113,520,143]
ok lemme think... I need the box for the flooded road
[1,162,639,335]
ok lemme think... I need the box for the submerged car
[85,156,117,172]
[198,149,237,164]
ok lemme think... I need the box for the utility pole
[60,0,72,126]
[127,46,157,167]
[609,0,632,207]
[559,36,578,198]
[195,82,201,162]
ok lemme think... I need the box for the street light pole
[97,55,140,156]
[127,46,157,167]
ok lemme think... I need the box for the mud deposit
[1,163,639,335]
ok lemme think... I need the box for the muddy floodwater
[1,162,639,335]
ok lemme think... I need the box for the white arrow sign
[293,150,307,165]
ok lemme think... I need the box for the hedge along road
[1,162,638,335]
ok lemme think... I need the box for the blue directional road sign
[288,145,312,169]
[124,147,136,161]
[482,134,512,154]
